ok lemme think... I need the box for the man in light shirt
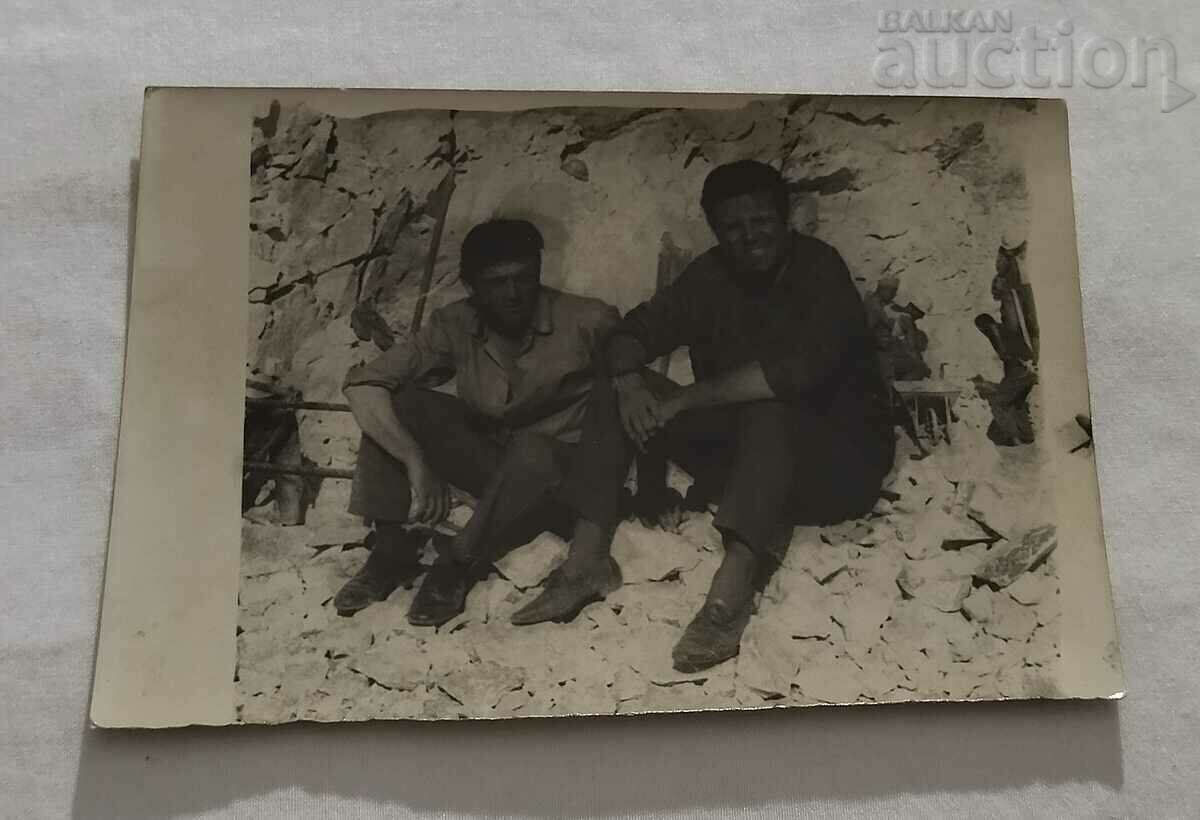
[337,219,620,627]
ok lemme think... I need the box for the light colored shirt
[343,287,619,443]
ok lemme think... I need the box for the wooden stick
[244,461,354,479]
[410,169,457,332]
[245,398,351,413]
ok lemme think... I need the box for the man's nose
[731,223,755,244]
[749,221,774,240]
[505,278,518,299]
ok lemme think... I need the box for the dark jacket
[612,233,894,469]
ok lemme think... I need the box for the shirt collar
[470,287,555,341]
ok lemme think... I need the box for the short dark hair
[460,219,544,283]
[700,160,791,225]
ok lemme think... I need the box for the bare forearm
[677,361,776,411]
[344,385,426,468]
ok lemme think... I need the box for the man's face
[709,190,792,280]
[470,256,542,338]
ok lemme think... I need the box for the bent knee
[389,388,462,437]
[391,387,450,416]
[502,431,562,475]
[736,400,795,435]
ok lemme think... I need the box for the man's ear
[528,253,544,284]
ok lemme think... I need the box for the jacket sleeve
[758,247,869,398]
[608,261,710,365]
[583,302,623,362]
[342,308,457,393]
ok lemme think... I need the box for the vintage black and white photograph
[234,94,1087,724]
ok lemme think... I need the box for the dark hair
[460,219,544,283]
[700,160,791,225]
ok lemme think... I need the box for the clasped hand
[407,458,451,526]
[614,372,686,451]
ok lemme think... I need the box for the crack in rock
[926,121,985,171]
[787,167,860,196]
[823,110,898,128]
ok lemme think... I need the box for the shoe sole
[406,608,464,628]
[333,595,377,618]
[671,647,739,674]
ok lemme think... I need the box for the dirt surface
[236,438,1060,723]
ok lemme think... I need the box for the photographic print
[90,88,1121,729]
[233,94,1103,723]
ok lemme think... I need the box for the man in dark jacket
[511,160,895,673]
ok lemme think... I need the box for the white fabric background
[1,1,1196,817]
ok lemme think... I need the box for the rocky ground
[235,435,1061,724]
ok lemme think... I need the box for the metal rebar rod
[245,398,352,413]
[244,461,355,479]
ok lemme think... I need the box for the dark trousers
[557,373,893,565]
[349,388,574,560]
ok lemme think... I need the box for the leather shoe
[510,557,622,626]
[334,559,422,616]
[408,563,474,627]
[671,598,754,673]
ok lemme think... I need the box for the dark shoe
[408,563,474,627]
[510,557,622,626]
[671,599,754,673]
[334,559,421,616]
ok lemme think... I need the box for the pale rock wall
[247,96,1037,521]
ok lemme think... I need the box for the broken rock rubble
[236,432,1061,720]
[973,524,1057,588]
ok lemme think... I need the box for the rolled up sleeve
[343,308,456,393]
[585,303,622,359]
[608,260,710,365]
